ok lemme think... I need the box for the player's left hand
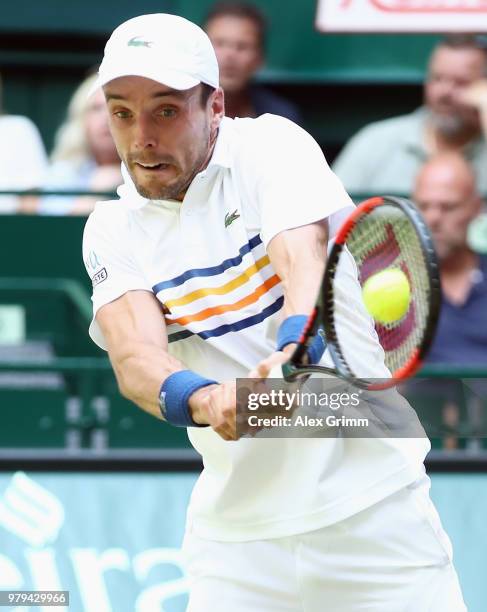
[248,345,294,379]
[189,380,238,441]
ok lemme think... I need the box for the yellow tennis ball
[362,268,411,324]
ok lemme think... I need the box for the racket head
[323,195,441,390]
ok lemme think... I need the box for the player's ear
[209,87,225,132]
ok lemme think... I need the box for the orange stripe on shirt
[170,274,281,326]
[164,255,271,309]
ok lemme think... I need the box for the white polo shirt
[83,115,429,541]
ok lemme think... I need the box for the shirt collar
[116,116,233,210]
[205,116,233,172]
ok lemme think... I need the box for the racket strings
[335,204,431,377]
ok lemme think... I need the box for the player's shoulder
[231,113,320,160]
[234,112,306,137]
[87,198,130,222]
[83,199,131,242]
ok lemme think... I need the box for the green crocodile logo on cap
[128,36,153,48]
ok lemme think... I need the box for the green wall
[0,0,438,82]
[0,1,437,153]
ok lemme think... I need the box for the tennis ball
[362,268,411,324]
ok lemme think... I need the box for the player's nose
[133,114,158,149]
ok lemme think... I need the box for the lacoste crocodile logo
[128,36,153,48]
[224,210,240,228]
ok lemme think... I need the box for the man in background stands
[333,35,487,195]
[413,152,487,364]
[204,2,302,124]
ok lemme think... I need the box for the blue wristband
[159,370,217,427]
[277,315,327,365]
[277,315,308,352]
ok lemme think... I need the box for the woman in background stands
[35,74,121,216]
[0,74,48,213]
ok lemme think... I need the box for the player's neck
[223,90,256,119]
[174,128,219,201]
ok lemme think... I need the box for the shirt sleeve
[82,204,151,349]
[239,115,355,249]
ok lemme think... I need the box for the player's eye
[158,107,177,118]
[113,110,132,119]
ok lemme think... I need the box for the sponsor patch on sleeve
[91,267,108,287]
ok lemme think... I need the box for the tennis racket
[272,195,441,391]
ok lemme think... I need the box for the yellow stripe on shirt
[169,274,281,326]
[164,255,272,309]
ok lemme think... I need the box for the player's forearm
[268,222,328,317]
[280,254,326,317]
[110,340,186,419]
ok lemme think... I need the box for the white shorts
[183,476,466,612]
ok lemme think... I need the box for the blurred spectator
[0,74,48,213]
[413,152,487,364]
[30,74,121,215]
[333,35,487,195]
[204,2,302,123]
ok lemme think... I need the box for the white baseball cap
[92,13,219,93]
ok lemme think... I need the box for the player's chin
[134,175,182,200]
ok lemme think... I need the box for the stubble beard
[133,169,194,201]
[128,125,213,201]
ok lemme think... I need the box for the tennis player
[83,14,466,611]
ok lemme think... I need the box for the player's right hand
[188,381,238,441]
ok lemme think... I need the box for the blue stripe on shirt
[153,233,262,293]
[168,295,283,343]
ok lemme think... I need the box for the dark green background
[0,0,438,154]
